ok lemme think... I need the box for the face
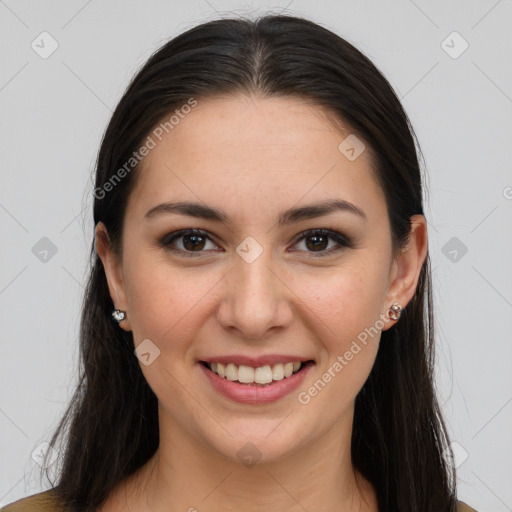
[96,94,427,465]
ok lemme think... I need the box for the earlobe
[94,222,131,330]
[382,215,428,330]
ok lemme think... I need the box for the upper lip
[199,354,314,367]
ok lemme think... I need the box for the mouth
[199,360,314,387]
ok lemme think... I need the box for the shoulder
[1,490,477,512]
[1,489,62,512]
[458,501,478,512]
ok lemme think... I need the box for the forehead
[126,94,385,225]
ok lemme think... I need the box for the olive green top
[1,489,479,511]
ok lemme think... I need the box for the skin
[95,94,428,512]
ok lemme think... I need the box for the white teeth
[225,363,238,381]
[207,361,305,384]
[254,365,273,384]
[238,365,254,383]
[272,364,284,380]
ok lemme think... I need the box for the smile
[204,361,304,386]
[198,359,315,404]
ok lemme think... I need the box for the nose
[216,249,293,340]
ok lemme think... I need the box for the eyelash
[160,228,352,258]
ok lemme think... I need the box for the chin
[201,417,311,467]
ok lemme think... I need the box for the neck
[112,406,377,512]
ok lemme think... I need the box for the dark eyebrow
[277,199,366,225]
[144,199,367,224]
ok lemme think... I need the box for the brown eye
[161,229,219,256]
[292,229,352,256]
[182,233,207,251]
[304,234,329,251]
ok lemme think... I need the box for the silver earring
[388,303,402,321]
[112,309,127,323]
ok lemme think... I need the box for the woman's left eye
[160,228,351,257]
[291,229,352,256]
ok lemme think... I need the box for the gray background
[1,0,511,510]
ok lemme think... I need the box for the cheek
[296,258,388,391]
[299,260,388,341]
[296,280,383,413]
[123,249,215,345]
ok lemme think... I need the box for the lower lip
[199,362,314,404]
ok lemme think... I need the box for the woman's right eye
[160,229,220,256]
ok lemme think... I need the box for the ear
[382,214,428,331]
[95,221,131,331]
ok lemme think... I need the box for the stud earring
[112,309,127,323]
[388,303,402,321]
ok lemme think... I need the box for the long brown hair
[41,15,457,511]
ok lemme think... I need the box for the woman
[2,14,477,512]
